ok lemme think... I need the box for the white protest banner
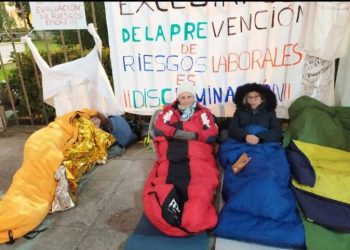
[29,2,87,30]
[105,2,309,118]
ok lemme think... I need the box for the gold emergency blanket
[0,109,113,244]
[63,116,115,197]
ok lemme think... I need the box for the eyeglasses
[247,95,261,100]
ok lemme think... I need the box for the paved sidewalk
[0,126,156,250]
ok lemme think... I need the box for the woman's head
[234,83,277,111]
[243,91,264,110]
[177,83,196,107]
[91,116,102,128]
[91,112,112,132]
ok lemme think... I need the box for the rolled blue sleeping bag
[108,115,138,147]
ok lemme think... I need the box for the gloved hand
[173,130,197,141]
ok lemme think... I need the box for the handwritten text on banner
[105,2,309,118]
[30,2,87,30]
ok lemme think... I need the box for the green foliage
[0,63,16,81]
[1,46,113,124]
[0,2,142,125]
[101,47,113,86]
[26,40,61,52]
[4,51,53,123]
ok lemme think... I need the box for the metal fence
[0,2,100,129]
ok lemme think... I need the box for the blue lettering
[213,87,222,104]
[195,57,207,72]
[122,56,134,71]
[166,55,179,71]
[196,88,206,106]
[155,55,166,72]
[181,56,193,71]
[272,83,284,102]
[225,87,235,102]
[143,55,153,71]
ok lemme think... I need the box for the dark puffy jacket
[228,83,282,142]
[229,107,282,142]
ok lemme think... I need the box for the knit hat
[176,83,196,98]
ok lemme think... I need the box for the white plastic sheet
[304,2,350,60]
[24,23,120,117]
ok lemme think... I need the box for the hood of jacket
[234,83,277,112]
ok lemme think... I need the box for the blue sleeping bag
[215,125,305,249]
[108,115,138,147]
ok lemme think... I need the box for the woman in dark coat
[228,83,282,144]
[215,83,305,249]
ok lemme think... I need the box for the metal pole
[77,29,83,57]
[42,31,53,67]
[4,26,34,125]
[60,30,68,62]
[20,1,49,124]
[90,2,97,29]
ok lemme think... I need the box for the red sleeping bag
[143,101,219,236]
